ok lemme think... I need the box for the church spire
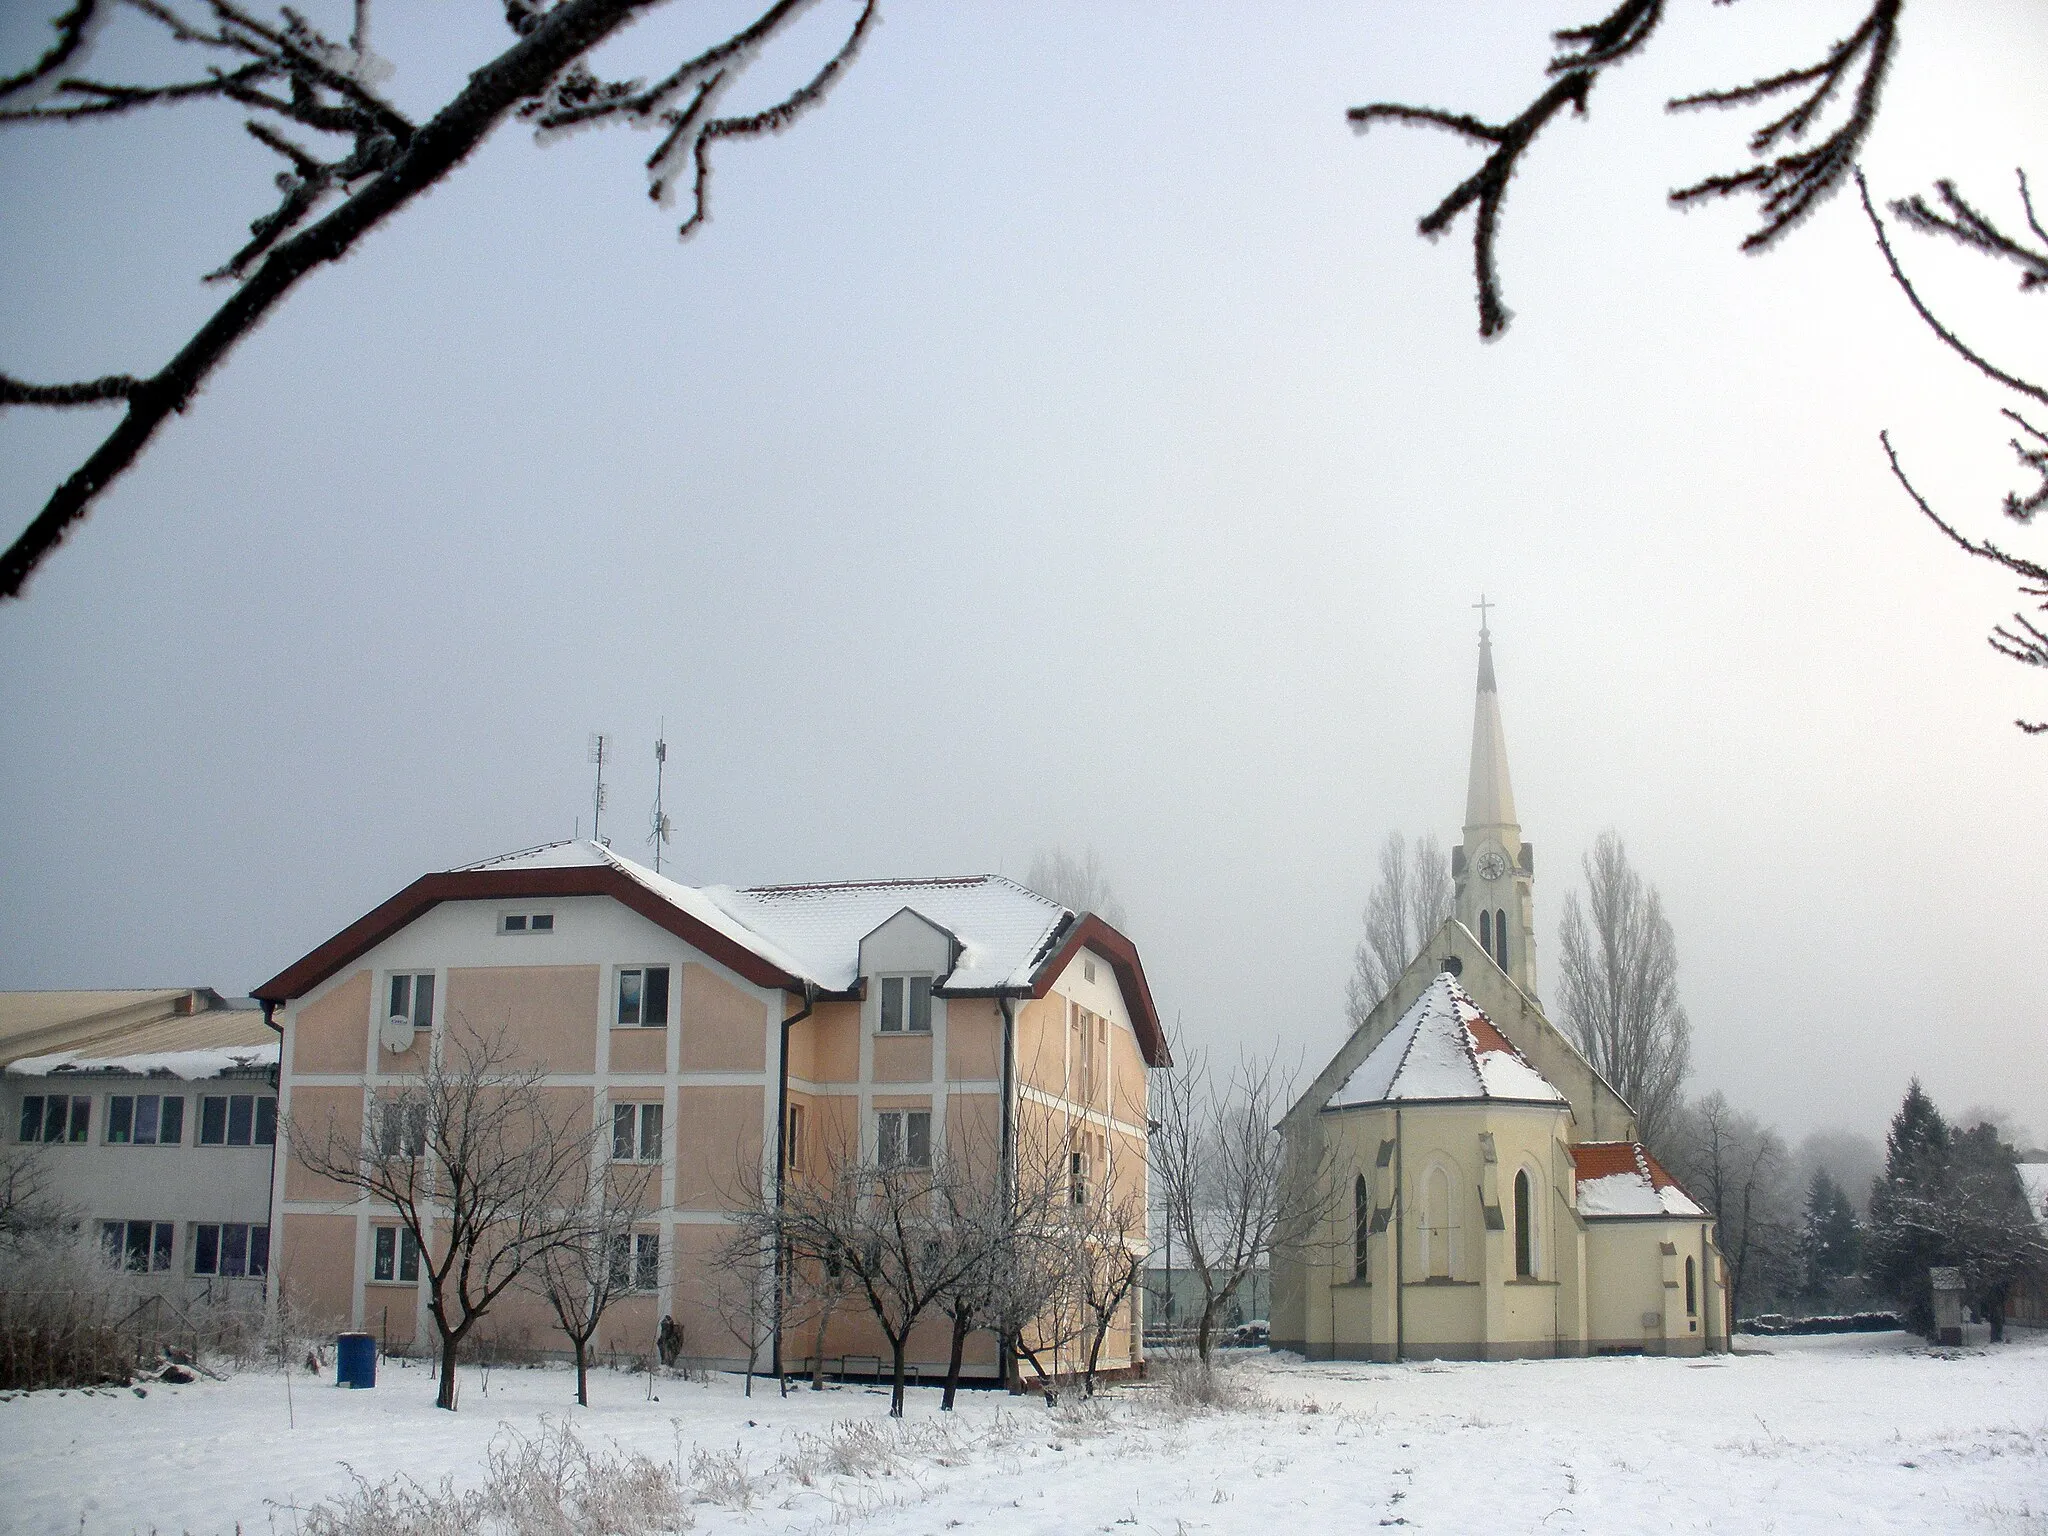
[1454,600,1538,1000]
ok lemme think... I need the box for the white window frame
[372,1223,422,1284]
[499,912,555,935]
[19,1094,91,1145]
[388,971,436,1031]
[616,965,671,1028]
[105,1093,184,1147]
[611,1101,663,1163]
[102,1219,173,1273]
[610,1230,661,1292]
[876,1108,931,1168]
[192,1221,270,1278]
[199,1092,277,1148]
[876,975,933,1034]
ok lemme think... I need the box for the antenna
[588,732,611,846]
[649,722,673,874]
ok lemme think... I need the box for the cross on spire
[1473,593,1494,637]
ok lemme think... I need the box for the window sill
[873,1030,933,1040]
[1505,1278,1559,1288]
[366,1279,418,1289]
[1403,1278,1480,1288]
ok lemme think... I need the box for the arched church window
[1478,909,1491,950]
[1422,1165,1454,1278]
[1495,909,1509,971]
[1354,1174,1369,1282]
[1685,1256,1697,1316]
[1513,1169,1533,1278]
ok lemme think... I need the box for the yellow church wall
[1276,1099,1585,1361]
[1583,1219,1718,1356]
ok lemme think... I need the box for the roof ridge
[1384,973,1454,1094]
[740,875,997,895]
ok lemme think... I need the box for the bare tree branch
[1882,432,2047,735]
[0,0,874,598]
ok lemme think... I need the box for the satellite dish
[380,1014,417,1055]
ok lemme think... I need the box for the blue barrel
[336,1332,377,1389]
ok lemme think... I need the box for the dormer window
[878,975,932,1033]
[500,913,554,934]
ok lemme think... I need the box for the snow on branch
[0,0,875,599]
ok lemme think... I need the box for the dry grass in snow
[1,1331,2044,1534]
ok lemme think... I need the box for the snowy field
[3,1330,2045,1535]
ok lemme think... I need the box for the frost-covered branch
[0,0,875,598]
[1666,0,1900,247]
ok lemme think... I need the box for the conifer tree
[1798,1168,1862,1302]
[1866,1080,1950,1335]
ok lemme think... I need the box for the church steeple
[1454,601,1538,1000]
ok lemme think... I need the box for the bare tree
[0,0,876,598]
[1666,1092,1796,1324]
[527,1151,653,1407]
[1151,1030,1334,1365]
[1026,847,1130,931]
[0,1146,70,1240]
[1555,831,1691,1153]
[1344,831,1452,1029]
[1350,6,2044,729]
[288,1018,597,1410]
[1069,1134,1149,1396]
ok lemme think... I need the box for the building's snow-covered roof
[0,989,268,1070]
[259,841,1168,1065]
[458,842,821,983]
[1571,1142,1707,1218]
[457,843,1072,996]
[708,876,1069,994]
[2017,1163,2048,1235]
[8,1040,278,1081]
[1326,972,1564,1109]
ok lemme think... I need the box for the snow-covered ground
[4,1330,2045,1535]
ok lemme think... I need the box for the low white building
[2,989,278,1302]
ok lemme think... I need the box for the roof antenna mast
[649,723,673,874]
[588,732,611,847]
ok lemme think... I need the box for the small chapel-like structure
[1272,617,1728,1360]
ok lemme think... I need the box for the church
[1272,621,1729,1360]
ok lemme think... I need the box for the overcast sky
[3,1,2044,1150]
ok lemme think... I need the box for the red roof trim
[1570,1141,1706,1206]
[253,867,801,1003]
[1026,914,1169,1068]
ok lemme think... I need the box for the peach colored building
[255,841,1164,1383]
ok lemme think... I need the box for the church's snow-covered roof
[2017,1163,2048,1235]
[1326,972,1564,1109]
[1571,1142,1707,1218]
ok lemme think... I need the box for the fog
[3,2,2043,1150]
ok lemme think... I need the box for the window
[106,1094,184,1146]
[877,1109,930,1168]
[200,1094,277,1147]
[1421,1165,1455,1279]
[1495,909,1509,971]
[193,1223,270,1278]
[1355,1174,1371,1281]
[785,1103,806,1171]
[372,1095,428,1158]
[1070,1147,1091,1206]
[1514,1169,1534,1278]
[1479,909,1491,951]
[500,912,555,934]
[373,1224,421,1283]
[1084,958,1097,983]
[612,1101,663,1162]
[877,975,932,1033]
[1685,1256,1698,1317]
[102,1220,173,1272]
[19,1094,90,1145]
[1073,1004,1105,1100]
[388,971,436,1031]
[617,966,670,1027]
[610,1232,660,1291]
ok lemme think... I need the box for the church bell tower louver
[1454,601,1538,1000]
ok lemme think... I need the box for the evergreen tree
[1799,1168,1862,1301]
[1945,1123,2048,1343]
[1866,1080,1951,1335]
